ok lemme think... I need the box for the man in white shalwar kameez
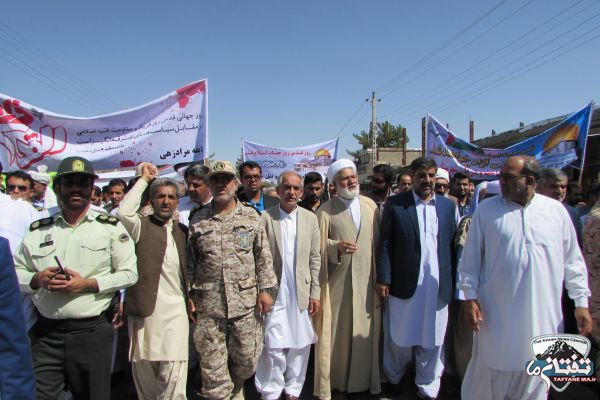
[377,157,459,399]
[255,171,321,400]
[118,163,192,400]
[457,156,592,400]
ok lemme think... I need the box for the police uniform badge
[119,233,129,243]
[72,159,85,172]
[40,234,54,248]
[239,231,252,249]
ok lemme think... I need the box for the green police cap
[55,156,99,180]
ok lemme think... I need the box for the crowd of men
[0,154,599,400]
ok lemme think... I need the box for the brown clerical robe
[314,195,381,399]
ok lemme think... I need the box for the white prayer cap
[326,159,356,183]
[435,168,449,181]
[28,165,51,185]
[486,180,500,195]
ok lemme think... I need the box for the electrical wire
[336,101,367,137]
[380,0,537,98]
[398,26,600,126]
[0,51,101,114]
[375,0,509,94]
[0,22,120,112]
[384,0,591,118]
[390,2,600,123]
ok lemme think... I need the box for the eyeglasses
[6,184,30,192]
[243,174,261,181]
[434,183,449,189]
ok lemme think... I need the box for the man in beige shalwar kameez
[117,163,192,400]
[314,159,381,400]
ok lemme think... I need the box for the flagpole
[577,101,595,187]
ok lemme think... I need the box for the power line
[336,101,367,137]
[0,22,120,113]
[341,0,511,145]
[397,24,600,126]
[389,1,599,122]
[384,0,591,118]
[375,0,509,94]
[341,106,371,138]
[379,0,537,99]
[0,51,101,114]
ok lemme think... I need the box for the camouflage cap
[207,160,236,179]
[55,156,99,180]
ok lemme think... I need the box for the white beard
[338,186,359,199]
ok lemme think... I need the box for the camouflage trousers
[194,311,263,400]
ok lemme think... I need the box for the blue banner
[427,102,594,179]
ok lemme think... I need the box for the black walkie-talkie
[53,256,71,281]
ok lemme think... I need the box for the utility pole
[366,92,380,169]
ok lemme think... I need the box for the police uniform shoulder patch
[30,217,55,231]
[118,233,129,243]
[96,215,119,225]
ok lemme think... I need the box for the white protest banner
[0,79,208,170]
[242,138,339,182]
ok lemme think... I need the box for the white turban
[326,159,356,183]
[28,165,51,185]
[435,167,449,181]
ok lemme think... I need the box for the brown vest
[125,215,189,317]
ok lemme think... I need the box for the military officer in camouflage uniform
[189,160,277,400]
[14,156,138,400]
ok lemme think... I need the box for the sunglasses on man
[7,184,30,192]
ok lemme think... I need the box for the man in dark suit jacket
[0,236,36,399]
[376,157,458,399]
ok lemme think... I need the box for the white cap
[326,159,356,183]
[28,165,51,185]
[435,168,449,181]
[486,180,501,195]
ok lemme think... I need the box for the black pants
[31,312,114,400]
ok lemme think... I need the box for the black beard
[306,194,319,203]
[371,187,387,196]
[59,191,91,211]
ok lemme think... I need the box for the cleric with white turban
[313,158,382,399]
[326,159,356,185]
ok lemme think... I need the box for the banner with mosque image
[241,138,339,183]
[426,102,594,179]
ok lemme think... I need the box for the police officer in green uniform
[14,156,138,400]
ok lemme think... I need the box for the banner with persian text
[426,102,593,179]
[242,138,339,182]
[0,79,208,170]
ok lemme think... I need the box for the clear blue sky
[2,0,599,165]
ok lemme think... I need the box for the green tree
[347,121,407,158]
